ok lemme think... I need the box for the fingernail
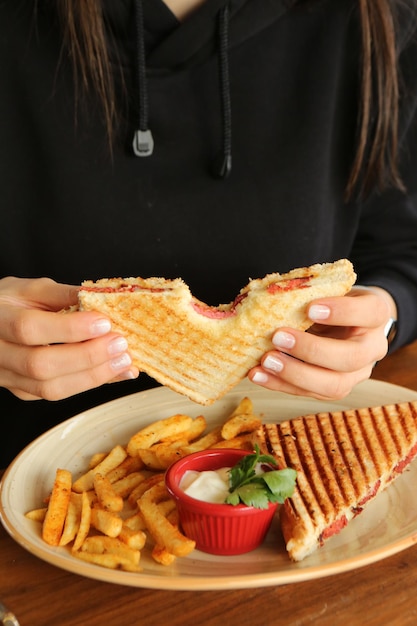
[252,371,268,384]
[111,353,132,371]
[309,304,331,321]
[91,318,112,336]
[119,369,138,381]
[273,331,295,349]
[108,336,129,356]
[263,355,284,373]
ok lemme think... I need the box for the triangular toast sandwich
[256,400,417,561]
[78,259,356,405]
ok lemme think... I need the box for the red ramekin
[165,448,278,555]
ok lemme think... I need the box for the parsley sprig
[225,445,297,509]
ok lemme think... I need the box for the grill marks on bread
[260,401,417,560]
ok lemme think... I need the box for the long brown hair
[348,0,405,199]
[55,0,407,199]
[55,0,116,133]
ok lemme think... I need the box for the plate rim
[2,378,417,591]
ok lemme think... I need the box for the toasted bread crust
[78,259,356,405]
[257,401,417,561]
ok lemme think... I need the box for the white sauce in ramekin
[179,467,231,504]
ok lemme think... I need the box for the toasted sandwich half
[256,401,417,561]
[78,259,355,405]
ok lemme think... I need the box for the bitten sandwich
[78,259,356,405]
[256,400,417,561]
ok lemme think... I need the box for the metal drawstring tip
[132,129,154,157]
[211,153,232,179]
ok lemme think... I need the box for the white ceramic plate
[2,379,417,590]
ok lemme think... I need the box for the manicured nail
[252,371,268,384]
[108,336,128,356]
[119,369,138,381]
[309,304,331,321]
[91,318,112,336]
[273,331,295,349]
[263,355,284,373]
[110,353,132,371]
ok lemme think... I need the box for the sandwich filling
[80,275,313,320]
[266,276,312,293]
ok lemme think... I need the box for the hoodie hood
[103,0,298,70]
[104,0,298,173]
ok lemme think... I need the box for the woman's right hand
[0,276,139,400]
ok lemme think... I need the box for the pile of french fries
[25,397,262,571]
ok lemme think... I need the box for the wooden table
[2,341,417,626]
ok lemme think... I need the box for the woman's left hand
[248,287,395,400]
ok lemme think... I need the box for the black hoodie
[1,0,417,466]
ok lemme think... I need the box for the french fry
[221,397,261,440]
[152,506,181,564]
[179,426,223,455]
[127,472,165,507]
[221,414,262,440]
[59,492,83,546]
[72,445,127,493]
[83,490,98,506]
[42,468,72,546]
[138,483,195,557]
[118,525,147,550]
[161,498,177,518]
[141,417,208,470]
[160,415,207,443]
[151,544,176,566]
[228,396,254,417]
[124,499,174,531]
[111,471,149,498]
[93,474,124,513]
[72,491,92,552]
[139,440,187,470]
[25,508,47,522]
[90,506,123,538]
[212,433,255,450]
[73,550,141,572]
[106,455,145,482]
[127,414,193,456]
[166,507,180,527]
[88,452,107,469]
[123,511,147,532]
[76,535,142,572]
[80,535,141,565]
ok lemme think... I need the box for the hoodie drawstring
[132,0,232,180]
[211,3,232,179]
[132,0,154,156]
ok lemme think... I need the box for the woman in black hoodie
[1,0,416,465]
